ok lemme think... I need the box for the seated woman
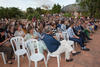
[0,28,13,64]
[14,25,25,37]
[24,26,47,53]
[6,25,15,38]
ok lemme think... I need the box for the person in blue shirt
[67,22,90,51]
[42,25,80,62]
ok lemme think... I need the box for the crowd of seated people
[0,14,99,64]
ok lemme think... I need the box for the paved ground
[0,28,100,67]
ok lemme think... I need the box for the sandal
[7,61,13,64]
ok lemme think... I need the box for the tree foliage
[52,4,61,14]
[63,13,72,18]
[0,4,62,20]
[78,0,100,18]
[27,11,41,20]
[0,7,24,19]
[26,7,34,14]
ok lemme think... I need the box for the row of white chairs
[10,36,47,67]
[0,31,75,67]
[10,36,62,67]
[0,36,61,67]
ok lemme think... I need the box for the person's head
[51,23,56,28]
[17,25,22,31]
[44,25,52,34]
[78,20,82,25]
[38,23,44,33]
[69,22,74,28]
[0,29,5,36]
[64,20,69,25]
[27,27,34,34]
[9,25,14,31]
[61,20,65,24]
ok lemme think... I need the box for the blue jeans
[69,37,84,47]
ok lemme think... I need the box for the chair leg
[35,61,37,67]
[17,56,20,67]
[44,57,47,67]
[72,44,75,49]
[2,53,6,64]
[47,54,50,63]
[57,56,60,67]
[26,53,30,61]
[59,56,61,61]
[29,60,31,67]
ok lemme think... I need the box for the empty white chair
[47,50,61,67]
[25,39,47,67]
[10,36,28,67]
[0,52,6,64]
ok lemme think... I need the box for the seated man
[0,28,13,64]
[74,22,92,43]
[42,25,80,62]
[67,22,90,51]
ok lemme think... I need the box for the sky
[0,0,76,10]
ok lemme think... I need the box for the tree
[63,13,72,18]
[0,7,23,19]
[35,7,42,14]
[26,7,34,14]
[9,7,23,18]
[78,0,100,18]
[52,4,61,14]
[27,11,41,20]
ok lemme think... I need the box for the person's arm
[73,35,79,39]
[71,29,79,39]
[14,31,17,36]
[34,36,39,39]
[59,32,64,40]
[7,33,13,38]
[77,30,81,35]
[53,36,58,40]
[22,31,25,37]
[0,38,10,46]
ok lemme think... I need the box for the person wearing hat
[0,28,13,64]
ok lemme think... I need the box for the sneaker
[66,58,73,62]
[7,61,13,64]
[88,38,92,40]
[82,48,90,51]
[72,51,81,56]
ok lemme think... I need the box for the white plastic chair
[10,36,29,67]
[55,33,61,41]
[25,39,47,67]
[56,32,74,49]
[0,52,6,64]
[62,31,75,49]
[47,50,61,67]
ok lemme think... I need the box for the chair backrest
[62,31,69,41]
[56,33,60,41]
[25,39,40,56]
[56,31,69,41]
[10,36,25,53]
